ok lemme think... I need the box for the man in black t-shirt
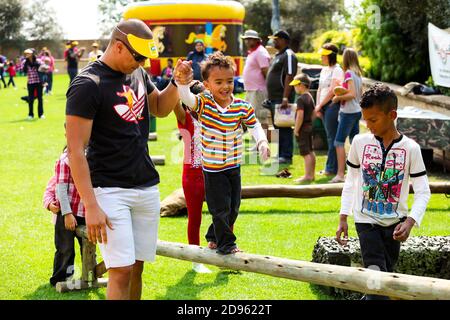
[266,30,298,165]
[65,41,85,84]
[66,19,191,300]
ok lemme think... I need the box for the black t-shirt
[296,92,315,129]
[266,47,298,101]
[67,48,78,69]
[66,60,159,188]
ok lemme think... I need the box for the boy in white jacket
[335,83,431,300]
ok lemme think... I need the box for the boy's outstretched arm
[149,59,193,117]
[336,214,349,246]
[336,167,358,245]
[336,142,360,245]
[248,122,270,162]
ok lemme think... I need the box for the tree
[98,0,138,37]
[0,0,23,45]
[23,0,63,40]
[271,0,280,33]
[239,0,272,41]
[239,0,343,51]
[281,0,344,51]
[357,0,450,84]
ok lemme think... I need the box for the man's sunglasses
[116,39,147,62]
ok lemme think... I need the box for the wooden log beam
[148,132,157,141]
[151,155,165,165]
[240,182,450,199]
[156,240,450,300]
[95,261,107,279]
[76,226,107,280]
[241,184,342,198]
[55,278,108,293]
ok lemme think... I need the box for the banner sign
[428,23,450,88]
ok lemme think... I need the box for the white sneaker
[192,263,212,273]
[39,115,45,119]
[26,116,33,120]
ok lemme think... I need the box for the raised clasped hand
[174,59,193,86]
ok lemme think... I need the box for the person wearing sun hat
[314,43,344,177]
[266,30,298,165]
[22,48,45,119]
[289,73,316,183]
[88,42,104,62]
[241,29,271,141]
[65,40,85,84]
[65,18,190,300]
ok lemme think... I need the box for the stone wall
[311,236,450,299]
[298,62,450,169]
[361,77,450,117]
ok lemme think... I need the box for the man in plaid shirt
[45,148,85,286]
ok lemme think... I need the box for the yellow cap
[127,33,159,59]
[289,79,301,86]
[318,48,333,56]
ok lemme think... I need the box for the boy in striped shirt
[176,52,270,254]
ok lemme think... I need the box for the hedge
[296,52,372,76]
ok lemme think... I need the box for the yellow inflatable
[123,0,245,75]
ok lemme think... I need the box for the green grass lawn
[0,74,448,300]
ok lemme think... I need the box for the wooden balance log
[58,228,450,299]
[55,226,108,293]
[160,182,450,217]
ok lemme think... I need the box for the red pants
[182,169,205,245]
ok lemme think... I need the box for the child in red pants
[174,82,211,273]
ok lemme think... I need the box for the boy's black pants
[50,213,85,286]
[7,76,15,87]
[356,220,403,300]
[203,167,241,255]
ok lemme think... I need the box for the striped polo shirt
[193,92,257,172]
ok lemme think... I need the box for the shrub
[357,0,450,85]
[311,29,361,54]
[296,52,372,76]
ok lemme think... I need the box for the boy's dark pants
[356,221,402,300]
[204,167,241,254]
[50,213,85,286]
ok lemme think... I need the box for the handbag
[274,103,297,127]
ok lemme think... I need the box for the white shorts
[245,90,270,125]
[94,186,160,269]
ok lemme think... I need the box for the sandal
[276,168,292,178]
[294,177,314,184]
[319,170,334,176]
[330,175,346,183]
